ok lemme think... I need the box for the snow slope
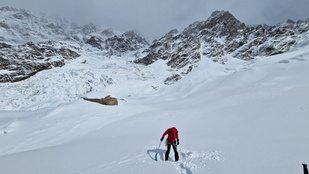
[0,44,309,174]
[0,48,167,110]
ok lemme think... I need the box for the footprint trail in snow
[172,149,222,174]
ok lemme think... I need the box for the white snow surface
[0,44,309,174]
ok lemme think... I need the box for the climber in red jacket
[160,127,179,161]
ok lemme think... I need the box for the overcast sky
[1,0,309,38]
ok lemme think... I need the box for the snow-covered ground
[0,44,309,174]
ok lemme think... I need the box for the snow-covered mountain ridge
[135,11,309,83]
[0,7,308,110]
[1,7,309,85]
[0,6,149,47]
[0,6,149,83]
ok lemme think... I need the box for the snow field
[0,45,308,173]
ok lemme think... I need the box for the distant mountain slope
[0,7,309,111]
[0,7,308,85]
[0,6,150,48]
[0,6,72,44]
[135,11,309,83]
[0,6,149,83]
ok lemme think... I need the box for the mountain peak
[205,10,243,29]
[209,10,234,20]
[0,6,18,12]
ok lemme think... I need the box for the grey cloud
[1,0,309,38]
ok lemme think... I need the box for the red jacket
[162,127,179,142]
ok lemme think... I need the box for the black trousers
[165,141,179,161]
[303,164,308,174]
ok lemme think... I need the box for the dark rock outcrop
[0,41,80,83]
[85,30,150,56]
[85,36,103,49]
[83,95,118,106]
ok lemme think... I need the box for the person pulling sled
[160,127,179,161]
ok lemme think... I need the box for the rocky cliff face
[0,41,80,83]
[85,30,150,56]
[135,11,309,83]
